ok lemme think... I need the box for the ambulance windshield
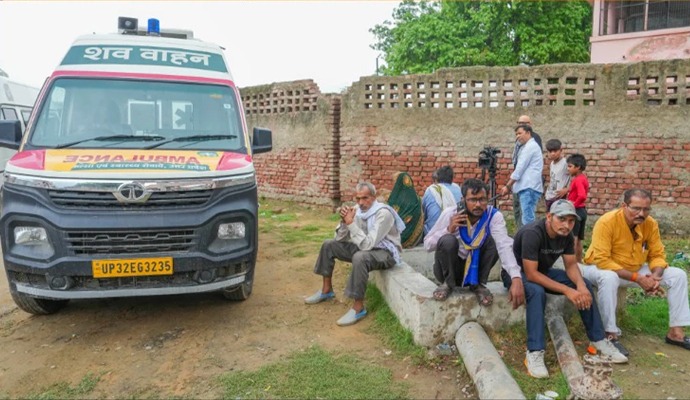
[29,78,246,152]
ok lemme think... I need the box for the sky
[0,1,399,94]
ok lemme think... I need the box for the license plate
[92,257,173,278]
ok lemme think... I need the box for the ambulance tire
[10,285,69,315]
[222,279,253,301]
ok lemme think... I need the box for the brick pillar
[326,97,341,209]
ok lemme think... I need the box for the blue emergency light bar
[148,18,160,36]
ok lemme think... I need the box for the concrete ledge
[371,247,526,347]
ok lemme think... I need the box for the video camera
[478,146,501,170]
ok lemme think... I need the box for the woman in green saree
[387,172,424,248]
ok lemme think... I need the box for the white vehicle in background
[0,69,40,176]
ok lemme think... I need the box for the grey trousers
[433,234,499,289]
[313,239,395,300]
[513,192,523,230]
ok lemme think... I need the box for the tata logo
[113,182,152,204]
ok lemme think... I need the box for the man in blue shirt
[511,115,543,230]
[422,165,462,235]
[500,124,544,226]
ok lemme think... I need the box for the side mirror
[251,127,272,154]
[0,120,22,150]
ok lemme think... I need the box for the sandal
[472,284,494,306]
[665,335,690,350]
[433,283,451,301]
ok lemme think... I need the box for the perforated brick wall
[242,59,690,231]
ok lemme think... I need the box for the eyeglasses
[355,196,371,201]
[517,121,530,125]
[626,204,652,213]
[466,197,488,204]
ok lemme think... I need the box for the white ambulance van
[0,71,40,176]
[0,17,272,314]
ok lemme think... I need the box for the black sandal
[665,335,690,350]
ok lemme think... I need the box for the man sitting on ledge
[424,178,524,308]
[582,188,690,355]
[505,199,628,379]
[304,181,405,327]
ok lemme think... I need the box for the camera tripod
[480,164,499,208]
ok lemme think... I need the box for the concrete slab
[370,247,527,347]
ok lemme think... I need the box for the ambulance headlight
[14,226,48,245]
[218,222,245,240]
[13,226,54,259]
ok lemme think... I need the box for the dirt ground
[0,205,469,399]
[0,201,689,399]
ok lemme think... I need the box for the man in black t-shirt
[502,199,627,379]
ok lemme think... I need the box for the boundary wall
[242,60,690,232]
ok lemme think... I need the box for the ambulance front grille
[48,189,213,209]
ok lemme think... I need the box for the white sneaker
[524,350,549,378]
[591,339,629,364]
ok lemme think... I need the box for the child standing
[566,154,589,262]
[544,139,570,212]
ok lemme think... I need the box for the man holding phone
[424,179,524,307]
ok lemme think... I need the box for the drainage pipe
[545,296,585,391]
[455,322,525,400]
[545,295,624,399]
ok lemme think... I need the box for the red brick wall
[242,60,690,231]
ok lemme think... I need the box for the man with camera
[500,124,544,226]
[424,179,524,307]
[510,115,543,229]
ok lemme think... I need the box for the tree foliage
[371,0,593,75]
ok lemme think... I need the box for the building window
[600,0,690,35]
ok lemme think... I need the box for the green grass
[616,237,690,337]
[365,283,427,363]
[254,199,688,398]
[493,323,572,399]
[508,365,569,400]
[258,203,334,248]
[214,273,424,400]
[620,290,672,337]
[217,346,409,400]
[26,373,100,400]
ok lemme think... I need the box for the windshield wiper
[55,135,166,149]
[144,134,237,150]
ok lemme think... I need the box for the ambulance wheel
[9,285,69,315]
[222,279,253,301]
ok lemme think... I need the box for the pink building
[591,0,690,63]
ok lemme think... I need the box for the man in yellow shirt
[582,189,690,356]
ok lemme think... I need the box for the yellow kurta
[584,208,667,272]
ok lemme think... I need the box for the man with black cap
[503,199,627,379]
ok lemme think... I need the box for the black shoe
[608,336,630,357]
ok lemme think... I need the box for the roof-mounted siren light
[148,18,160,36]
[118,16,138,35]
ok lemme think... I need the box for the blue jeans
[518,189,542,226]
[502,268,605,351]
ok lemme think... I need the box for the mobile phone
[456,201,466,214]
